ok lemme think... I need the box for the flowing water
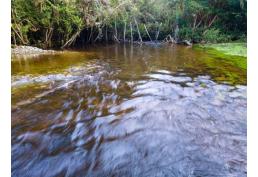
[12,44,247,177]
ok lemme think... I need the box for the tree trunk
[88,27,93,43]
[155,23,161,41]
[123,21,127,42]
[12,32,17,46]
[114,21,118,40]
[134,18,142,43]
[11,25,28,45]
[44,27,53,48]
[61,30,81,49]
[94,27,102,43]
[11,9,28,45]
[203,15,218,34]
[114,35,120,43]
[174,24,179,42]
[105,26,108,42]
[193,14,197,29]
[207,15,217,28]
[144,24,152,42]
[130,22,133,43]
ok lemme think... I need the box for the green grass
[194,43,247,70]
[201,43,247,57]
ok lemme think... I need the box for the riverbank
[11,46,56,56]
[194,43,247,71]
[198,43,247,57]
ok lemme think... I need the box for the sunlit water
[12,44,246,177]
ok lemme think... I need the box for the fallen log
[176,40,192,46]
[61,30,81,49]
[182,40,192,46]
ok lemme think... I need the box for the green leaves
[11,0,247,47]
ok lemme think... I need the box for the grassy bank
[200,43,247,57]
[195,43,247,72]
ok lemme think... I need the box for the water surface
[12,44,247,177]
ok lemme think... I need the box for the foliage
[11,0,247,48]
[202,28,230,43]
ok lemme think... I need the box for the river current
[12,44,247,177]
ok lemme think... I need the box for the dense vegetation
[11,0,247,48]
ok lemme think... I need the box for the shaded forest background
[11,0,247,49]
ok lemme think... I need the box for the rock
[228,91,244,98]
[11,45,57,56]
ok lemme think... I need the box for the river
[12,44,247,177]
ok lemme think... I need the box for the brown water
[12,44,247,177]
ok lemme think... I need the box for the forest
[11,0,247,49]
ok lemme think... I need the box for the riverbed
[12,44,247,177]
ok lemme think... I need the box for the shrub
[202,28,220,43]
[203,28,230,43]
[178,27,202,43]
[178,27,193,41]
